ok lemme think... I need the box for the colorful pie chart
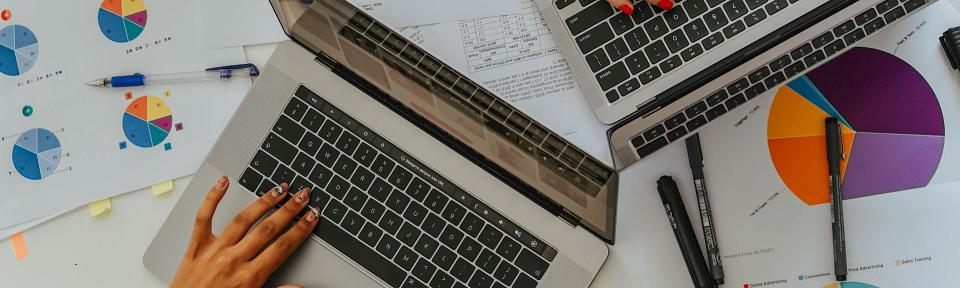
[12,128,61,180]
[0,24,39,76]
[98,0,147,43]
[123,96,172,148]
[768,47,944,205]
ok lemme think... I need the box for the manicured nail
[657,0,673,10]
[217,175,228,187]
[306,208,318,222]
[295,188,308,203]
[619,4,634,15]
[272,186,285,196]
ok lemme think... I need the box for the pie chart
[123,96,172,148]
[768,47,944,206]
[0,24,39,76]
[12,128,62,181]
[98,0,147,43]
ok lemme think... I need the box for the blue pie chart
[12,128,61,180]
[0,25,39,76]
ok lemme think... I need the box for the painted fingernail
[217,175,228,187]
[619,4,633,15]
[657,0,673,10]
[295,188,308,203]
[306,208,318,222]
[272,186,284,196]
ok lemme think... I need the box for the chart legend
[767,48,944,205]
[12,128,61,180]
[98,0,147,43]
[0,24,39,76]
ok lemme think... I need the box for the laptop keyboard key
[664,113,687,130]
[362,199,386,222]
[722,20,746,38]
[575,23,614,53]
[377,235,402,259]
[636,136,668,158]
[396,247,419,271]
[251,150,279,176]
[442,202,467,225]
[723,0,749,19]
[262,133,297,164]
[389,166,414,190]
[703,8,729,31]
[685,102,709,118]
[404,202,429,226]
[666,126,689,142]
[512,273,537,288]
[430,271,456,288]
[412,258,438,283]
[706,90,729,106]
[623,27,649,51]
[433,245,458,271]
[833,20,856,37]
[617,79,642,96]
[605,38,631,62]
[609,13,634,35]
[422,213,447,237]
[314,219,405,287]
[686,115,709,131]
[468,272,494,288]
[659,55,683,73]
[664,30,689,53]
[725,93,748,110]
[565,0,614,35]
[476,249,502,274]
[440,225,466,249]
[496,238,522,261]
[397,222,422,247]
[595,62,630,90]
[701,33,725,50]
[387,188,412,213]
[283,97,308,121]
[685,0,709,17]
[343,211,366,235]
[824,39,846,57]
[645,18,670,41]
[663,5,688,29]
[681,44,704,63]
[705,104,728,120]
[415,235,440,259]
[451,258,476,282]
[271,165,296,186]
[494,264,520,286]
[642,124,667,140]
[764,0,788,15]
[460,213,484,237]
[318,120,343,143]
[644,40,670,64]
[359,223,384,247]
[584,49,610,72]
[624,51,650,74]
[515,250,548,280]
[380,210,404,235]
[239,168,263,192]
[479,224,504,248]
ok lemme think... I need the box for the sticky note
[89,198,112,217]
[152,180,174,196]
[9,232,28,260]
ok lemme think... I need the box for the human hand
[171,176,320,288]
[607,0,675,15]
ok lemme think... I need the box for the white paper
[0,0,250,229]
[198,0,288,48]
[386,0,614,165]
[348,0,523,27]
[598,3,960,286]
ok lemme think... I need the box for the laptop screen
[270,0,619,242]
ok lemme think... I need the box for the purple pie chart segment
[806,47,945,136]
[842,133,944,199]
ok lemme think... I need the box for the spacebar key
[314,220,406,287]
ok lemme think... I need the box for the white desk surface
[3,1,960,284]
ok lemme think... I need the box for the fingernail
[217,175,228,187]
[619,4,633,15]
[295,188,308,203]
[657,0,673,10]
[272,186,284,196]
[306,208,318,222]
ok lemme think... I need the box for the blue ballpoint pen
[85,63,260,88]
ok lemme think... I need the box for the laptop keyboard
[237,86,558,288]
[630,0,928,158]
[560,0,804,104]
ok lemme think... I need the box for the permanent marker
[825,117,847,281]
[685,134,724,285]
[657,176,714,288]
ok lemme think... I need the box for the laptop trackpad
[265,236,385,287]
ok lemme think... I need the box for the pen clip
[205,63,261,78]
[837,122,845,160]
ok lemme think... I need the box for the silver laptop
[144,1,619,287]
[537,0,933,167]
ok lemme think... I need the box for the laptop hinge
[314,53,338,70]
[558,209,581,228]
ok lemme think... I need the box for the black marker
[825,118,847,281]
[685,135,724,285]
[657,176,714,288]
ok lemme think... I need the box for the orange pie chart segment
[769,132,855,205]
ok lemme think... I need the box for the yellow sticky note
[89,198,112,217]
[152,180,175,196]
[9,232,28,260]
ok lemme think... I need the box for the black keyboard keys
[565,0,614,35]
[515,250,549,280]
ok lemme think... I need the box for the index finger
[187,175,229,257]
[248,208,321,275]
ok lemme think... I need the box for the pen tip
[85,80,102,86]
